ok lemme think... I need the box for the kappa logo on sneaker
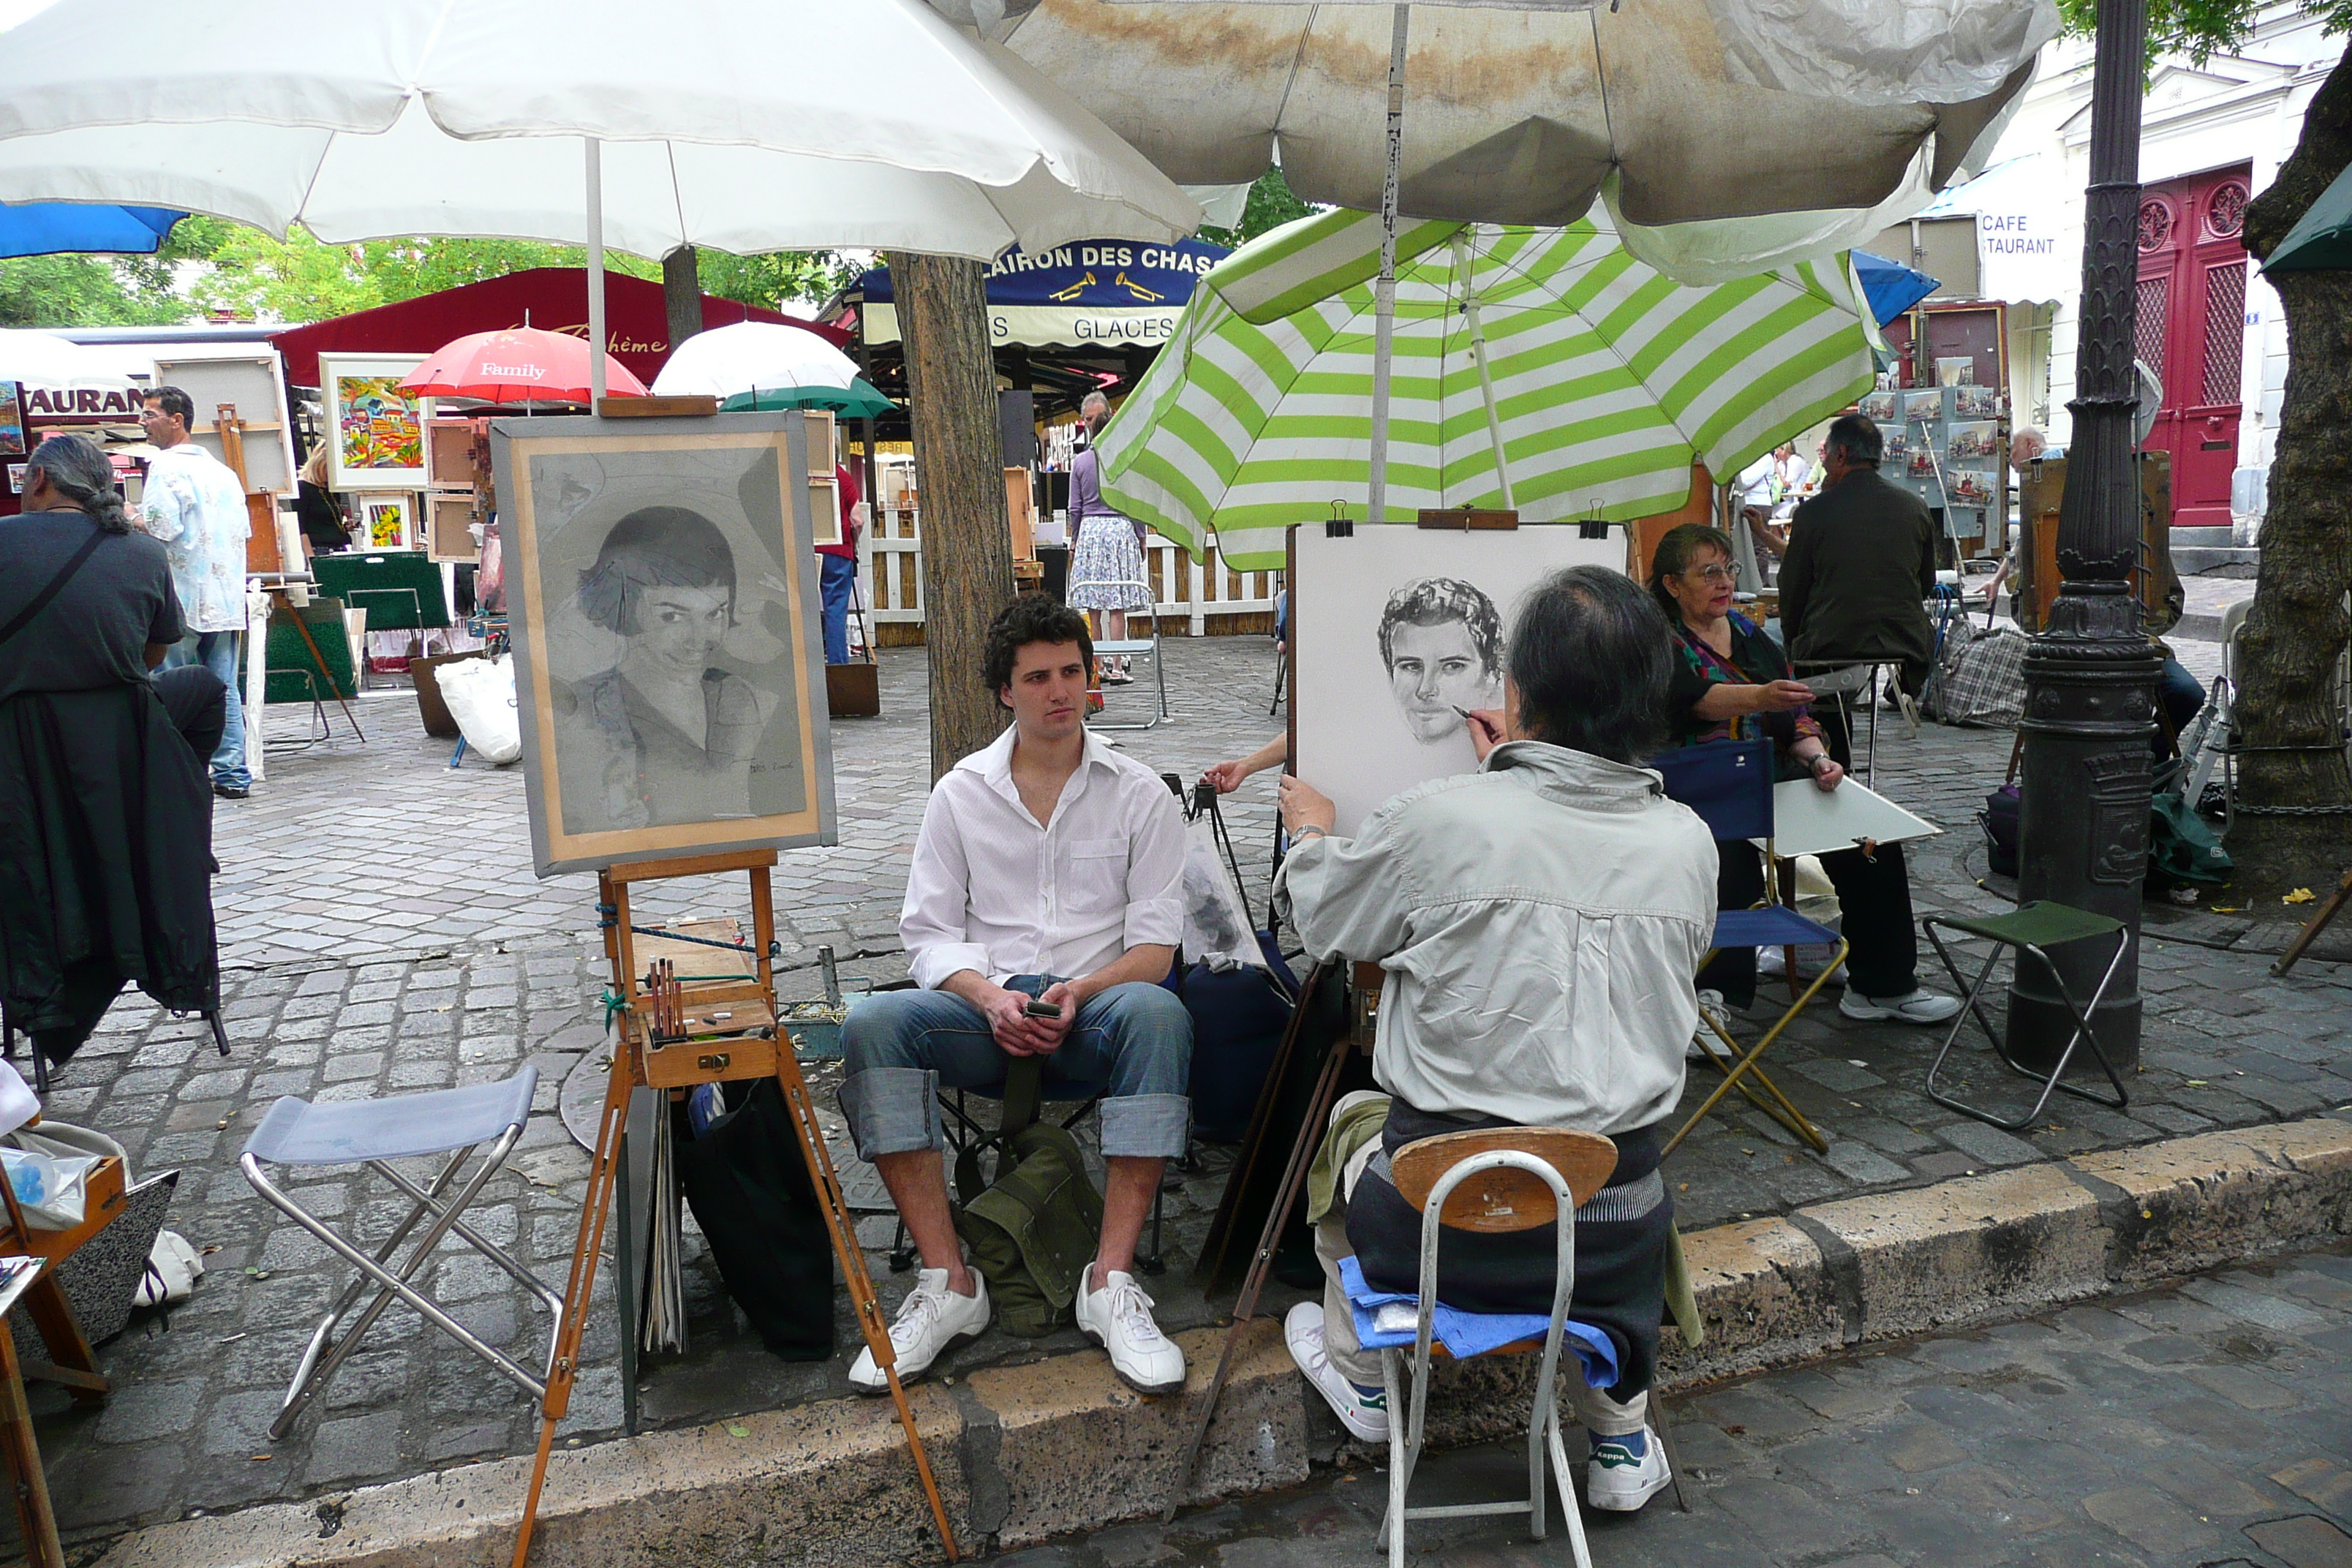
[1591,1438,1646,1469]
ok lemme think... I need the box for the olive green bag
[951,1060,1104,1338]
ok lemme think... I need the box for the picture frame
[320,353,432,491]
[354,491,418,551]
[427,421,477,488]
[0,380,23,459]
[491,412,837,877]
[426,491,480,564]
[1292,524,1625,836]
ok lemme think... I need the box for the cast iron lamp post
[2009,0,2159,1071]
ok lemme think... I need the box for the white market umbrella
[0,0,1202,401]
[650,322,897,417]
[0,327,135,392]
[963,0,2051,519]
[1096,209,1882,570]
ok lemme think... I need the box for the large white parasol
[0,0,1202,401]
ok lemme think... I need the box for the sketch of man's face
[631,584,731,677]
[1387,618,1499,742]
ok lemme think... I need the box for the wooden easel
[512,848,959,1565]
[2274,866,2352,978]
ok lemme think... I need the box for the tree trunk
[893,251,1013,780]
[2231,50,2352,903]
[662,246,702,352]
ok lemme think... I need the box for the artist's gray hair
[2010,425,2046,463]
[26,434,131,533]
[1080,391,1110,431]
[1508,566,1673,764]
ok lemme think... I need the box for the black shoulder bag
[0,523,109,650]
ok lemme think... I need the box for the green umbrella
[1098,208,1881,572]
[717,376,898,419]
[2264,162,2352,274]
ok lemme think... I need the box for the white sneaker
[1760,948,1848,985]
[1587,1425,1673,1512]
[1839,987,1963,1025]
[1284,1302,1389,1443]
[1689,990,1727,1061]
[1075,1264,1187,1395]
[848,1267,990,1394]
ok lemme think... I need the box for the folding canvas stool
[1922,902,2131,1131]
[239,1067,562,1439]
[1090,573,1172,731]
[1372,1126,1682,1568]
[1652,739,1838,1156]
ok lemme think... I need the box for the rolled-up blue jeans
[839,975,1191,1160]
[162,629,247,790]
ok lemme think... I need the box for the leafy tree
[2058,2,2352,899]
[1199,167,1317,249]
[0,254,189,328]
[696,249,861,311]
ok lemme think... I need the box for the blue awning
[1852,249,1941,329]
[0,203,189,259]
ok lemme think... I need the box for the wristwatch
[1293,823,1329,841]
[1806,753,1835,776]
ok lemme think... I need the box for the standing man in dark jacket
[1779,412,1937,688]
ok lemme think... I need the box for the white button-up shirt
[902,725,1186,991]
[140,442,250,633]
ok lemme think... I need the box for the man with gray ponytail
[140,385,254,799]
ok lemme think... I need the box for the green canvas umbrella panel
[1098,208,1882,571]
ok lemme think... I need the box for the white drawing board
[1293,524,1624,836]
[1753,777,1940,859]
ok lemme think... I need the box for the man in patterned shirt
[140,385,252,799]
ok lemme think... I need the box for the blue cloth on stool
[1338,1255,1618,1387]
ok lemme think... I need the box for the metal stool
[239,1067,562,1439]
[1922,902,2131,1131]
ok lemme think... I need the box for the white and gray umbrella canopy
[0,0,1202,260]
[0,328,135,392]
[943,0,2052,244]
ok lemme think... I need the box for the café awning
[854,236,1230,350]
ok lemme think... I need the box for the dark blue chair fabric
[1651,738,1775,843]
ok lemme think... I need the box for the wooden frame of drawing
[320,353,432,491]
[1290,522,1627,836]
[491,412,837,877]
[426,491,479,564]
[353,491,418,552]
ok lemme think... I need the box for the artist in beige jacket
[1270,563,1714,1513]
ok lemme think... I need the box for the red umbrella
[399,325,647,404]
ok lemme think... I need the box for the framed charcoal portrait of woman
[492,413,837,876]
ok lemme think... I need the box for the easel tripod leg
[771,1054,962,1561]
[512,1067,630,1568]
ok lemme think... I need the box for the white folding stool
[239,1067,562,1439]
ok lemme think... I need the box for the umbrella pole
[585,137,606,408]
[1365,3,1409,526]
[1452,232,1514,512]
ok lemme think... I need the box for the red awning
[269,268,848,389]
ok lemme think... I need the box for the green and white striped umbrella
[1098,208,1881,572]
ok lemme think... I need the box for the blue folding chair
[1651,739,1839,1157]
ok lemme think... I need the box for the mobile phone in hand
[1022,998,1062,1019]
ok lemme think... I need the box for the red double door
[2134,166,2253,529]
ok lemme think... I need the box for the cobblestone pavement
[1022,1243,2352,1568]
[20,629,2351,1550]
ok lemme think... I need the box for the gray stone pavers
[15,633,2348,1553]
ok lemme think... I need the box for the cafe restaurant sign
[20,384,143,421]
[859,238,1231,350]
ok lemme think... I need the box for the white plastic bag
[0,1142,99,1229]
[1180,813,1265,972]
[135,1229,206,1308]
[438,653,523,765]
[0,1061,36,1141]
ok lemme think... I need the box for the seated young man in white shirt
[838,593,1193,1395]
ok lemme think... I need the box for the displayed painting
[1858,389,1899,424]
[1900,389,1945,426]
[0,382,23,459]
[355,493,415,551]
[1946,421,1999,464]
[491,412,836,877]
[1293,525,1624,837]
[320,353,431,491]
[1882,427,1911,463]
[1954,385,2005,420]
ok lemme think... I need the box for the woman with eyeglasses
[1650,522,1958,1025]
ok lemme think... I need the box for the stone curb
[91,1115,2352,1567]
